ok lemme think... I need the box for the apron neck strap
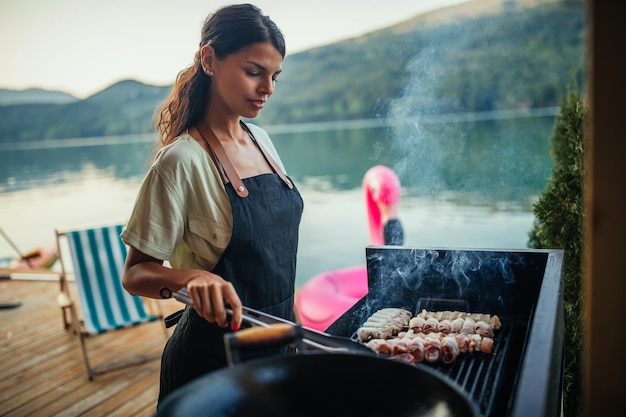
[197,120,249,198]
[240,123,293,190]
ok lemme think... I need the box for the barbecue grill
[325,245,564,417]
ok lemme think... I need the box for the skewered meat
[359,308,501,364]
[475,320,495,338]
[400,329,417,339]
[480,336,494,354]
[440,311,454,320]
[454,333,471,353]
[409,316,425,332]
[423,334,441,363]
[437,319,451,335]
[460,317,476,335]
[416,309,502,330]
[408,336,425,363]
[450,317,464,333]
[466,334,495,354]
[490,315,502,330]
[468,334,482,352]
[423,317,439,334]
[391,337,412,355]
[391,353,416,364]
[441,336,460,364]
[365,338,393,355]
[356,308,412,342]
[357,326,395,342]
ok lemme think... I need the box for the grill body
[325,246,564,417]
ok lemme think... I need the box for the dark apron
[158,132,303,404]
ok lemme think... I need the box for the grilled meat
[359,308,501,364]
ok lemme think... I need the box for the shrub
[528,88,585,417]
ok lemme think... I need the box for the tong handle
[226,323,300,350]
[224,323,304,366]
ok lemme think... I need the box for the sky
[0,0,468,98]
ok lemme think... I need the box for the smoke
[357,247,526,320]
[386,25,473,196]
[383,16,553,204]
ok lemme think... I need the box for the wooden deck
[0,276,181,417]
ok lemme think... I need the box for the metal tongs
[163,287,374,356]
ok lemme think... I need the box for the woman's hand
[186,272,243,331]
[123,246,243,331]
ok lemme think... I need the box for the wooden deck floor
[0,277,181,417]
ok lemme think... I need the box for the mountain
[0,80,171,141]
[256,0,583,125]
[0,0,584,143]
[0,87,78,106]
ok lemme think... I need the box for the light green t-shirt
[121,123,286,271]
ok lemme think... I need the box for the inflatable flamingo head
[363,165,401,245]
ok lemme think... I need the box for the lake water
[0,113,556,288]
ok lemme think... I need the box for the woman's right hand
[186,272,243,331]
[123,246,243,331]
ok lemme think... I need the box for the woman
[120,4,303,404]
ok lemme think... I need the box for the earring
[204,69,214,76]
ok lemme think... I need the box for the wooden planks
[0,278,180,417]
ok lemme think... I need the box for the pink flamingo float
[295,165,404,331]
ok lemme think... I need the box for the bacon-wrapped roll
[460,317,476,335]
[409,316,425,332]
[450,317,464,333]
[437,319,451,334]
[468,334,482,352]
[423,317,439,334]
[440,311,455,320]
[423,334,441,363]
[357,326,394,342]
[490,315,502,331]
[454,333,471,353]
[365,338,392,355]
[358,308,412,341]
[475,320,494,338]
[391,337,412,355]
[479,337,494,354]
[391,353,416,364]
[408,336,425,362]
[441,335,460,364]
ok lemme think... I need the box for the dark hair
[154,3,285,147]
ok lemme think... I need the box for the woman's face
[203,42,283,119]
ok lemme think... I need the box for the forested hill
[0,0,584,143]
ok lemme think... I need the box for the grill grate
[346,319,525,417]
[429,323,521,416]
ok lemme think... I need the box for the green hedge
[528,88,585,417]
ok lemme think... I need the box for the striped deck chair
[55,224,167,380]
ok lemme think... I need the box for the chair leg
[75,322,165,380]
[77,333,95,381]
